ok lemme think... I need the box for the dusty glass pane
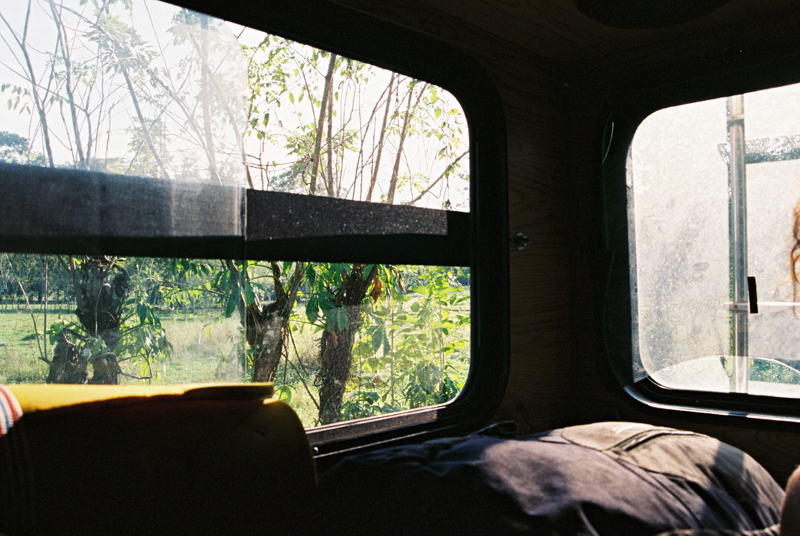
[0,253,470,427]
[630,81,800,398]
[0,0,469,211]
[629,97,730,380]
[0,0,473,427]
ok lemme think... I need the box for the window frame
[602,58,800,423]
[0,0,510,455]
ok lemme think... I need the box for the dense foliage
[0,0,470,424]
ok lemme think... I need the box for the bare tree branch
[406,149,468,206]
[309,53,336,194]
[48,0,86,169]
[0,2,55,166]
[367,73,395,201]
[387,82,428,204]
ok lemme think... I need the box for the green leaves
[8,250,468,424]
[305,295,319,324]
[325,306,350,332]
[275,384,294,402]
[370,325,386,353]
[341,265,469,416]
[244,281,256,307]
[305,264,317,287]
[341,390,399,421]
[410,284,429,297]
[224,291,239,318]
[136,302,149,324]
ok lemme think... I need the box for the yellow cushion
[7,382,274,413]
[1,383,315,536]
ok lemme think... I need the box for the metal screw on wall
[514,232,530,251]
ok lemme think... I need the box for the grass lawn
[0,292,470,429]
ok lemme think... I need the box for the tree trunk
[249,313,285,382]
[46,328,88,384]
[317,264,377,424]
[198,14,220,184]
[366,73,395,202]
[59,257,130,384]
[386,83,427,204]
[318,304,361,424]
[228,261,304,383]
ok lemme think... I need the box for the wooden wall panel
[566,4,800,486]
[479,58,578,434]
[332,0,800,71]
[332,0,800,480]
[493,94,582,433]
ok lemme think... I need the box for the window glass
[0,255,469,427]
[629,82,800,398]
[0,0,471,428]
[0,0,469,210]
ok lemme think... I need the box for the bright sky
[630,81,800,379]
[0,0,470,210]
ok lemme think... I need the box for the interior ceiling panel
[331,0,800,67]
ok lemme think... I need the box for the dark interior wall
[328,0,800,484]
[329,0,584,434]
[569,4,800,486]
[487,60,578,433]
[167,0,800,482]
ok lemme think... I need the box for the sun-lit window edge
[2,0,509,454]
[230,0,511,454]
[601,63,800,423]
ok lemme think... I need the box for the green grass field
[0,295,470,429]
[0,306,245,384]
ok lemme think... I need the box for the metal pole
[727,95,749,393]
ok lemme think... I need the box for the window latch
[747,276,758,314]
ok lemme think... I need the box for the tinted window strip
[0,163,243,240]
[0,163,469,265]
[246,189,450,240]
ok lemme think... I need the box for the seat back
[0,384,316,536]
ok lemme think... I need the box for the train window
[628,82,800,399]
[0,0,509,438]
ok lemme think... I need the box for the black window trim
[602,53,800,423]
[0,0,510,455]
[627,378,800,423]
